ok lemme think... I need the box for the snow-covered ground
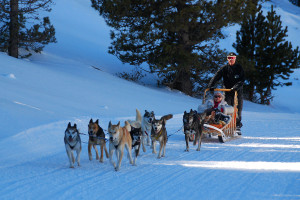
[0,0,299,199]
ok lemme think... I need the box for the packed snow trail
[0,112,299,200]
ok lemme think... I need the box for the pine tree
[0,0,56,58]
[256,5,299,104]
[234,4,300,104]
[91,0,258,95]
[233,2,265,102]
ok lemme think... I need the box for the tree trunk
[248,80,255,102]
[8,0,19,58]
[172,69,193,96]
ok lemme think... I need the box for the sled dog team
[64,109,173,171]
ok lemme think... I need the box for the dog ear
[68,122,71,127]
[89,119,93,123]
[161,118,166,126]
[74,123,77,128]
[95,119,99,124]
[108,121,112,129]
[117,121,120,127]
[184,111,187,114]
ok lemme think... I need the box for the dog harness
[154,129,163,140]
[65,131,80,150]
[144,131,148,136]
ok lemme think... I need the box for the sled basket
[202,88,239,143]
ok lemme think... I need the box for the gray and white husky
[141,110,155,152]
[64,122,82,168]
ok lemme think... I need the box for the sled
[202,88,240,143]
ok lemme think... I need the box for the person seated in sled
[198,91,233,125]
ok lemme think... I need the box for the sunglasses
[214,95,222,98]
[227,56,236,60]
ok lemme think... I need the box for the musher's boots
[236,126,242,135]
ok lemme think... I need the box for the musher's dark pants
[225,89,243,127]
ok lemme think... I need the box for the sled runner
[201,88,240,143]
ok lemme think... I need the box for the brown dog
[108,121,133,171]
[88,119,109,163]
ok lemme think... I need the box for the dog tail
[162,114,173,121]
[124,121,131,132]
[136,109,142,123]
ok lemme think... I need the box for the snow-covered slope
[0,0,299,199]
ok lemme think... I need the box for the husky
[127,109,142,165]
[108,121,134,171]
[88,119,109,163]
[151,114,173,158]
[64,122,82,168]
[141,110,155,152]
[183,109,206,152]
[130,126,142,165]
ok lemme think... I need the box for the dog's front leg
[146,135,151,146]
[152,139,157,154]
[133,145,140,166]
[116,148,124,171]
[93,144,100,160]
[142,135,147,152]
[100,144,104,163]
[109,144,116,169]
[185,133,190,152]
[76,148,81,166]
[66,148,74,168]
[157,141,163,159]
[88,143,93,161]
[125,144,133,165]
[196,131,202,151]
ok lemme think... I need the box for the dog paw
[100,159,104,163]
[115,167,120,171]
[89,157,92,161]
[70,166,74,168]
[185,149,189,152]
[157,156,161,159]
[196,148,200,151]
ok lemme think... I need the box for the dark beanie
[227,52,237,56]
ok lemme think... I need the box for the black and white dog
[64,122,82,168]
[141,110,155,152]
[130,126,142,165]
[183,109,206,152]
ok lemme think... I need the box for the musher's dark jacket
[208,63,245,91]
